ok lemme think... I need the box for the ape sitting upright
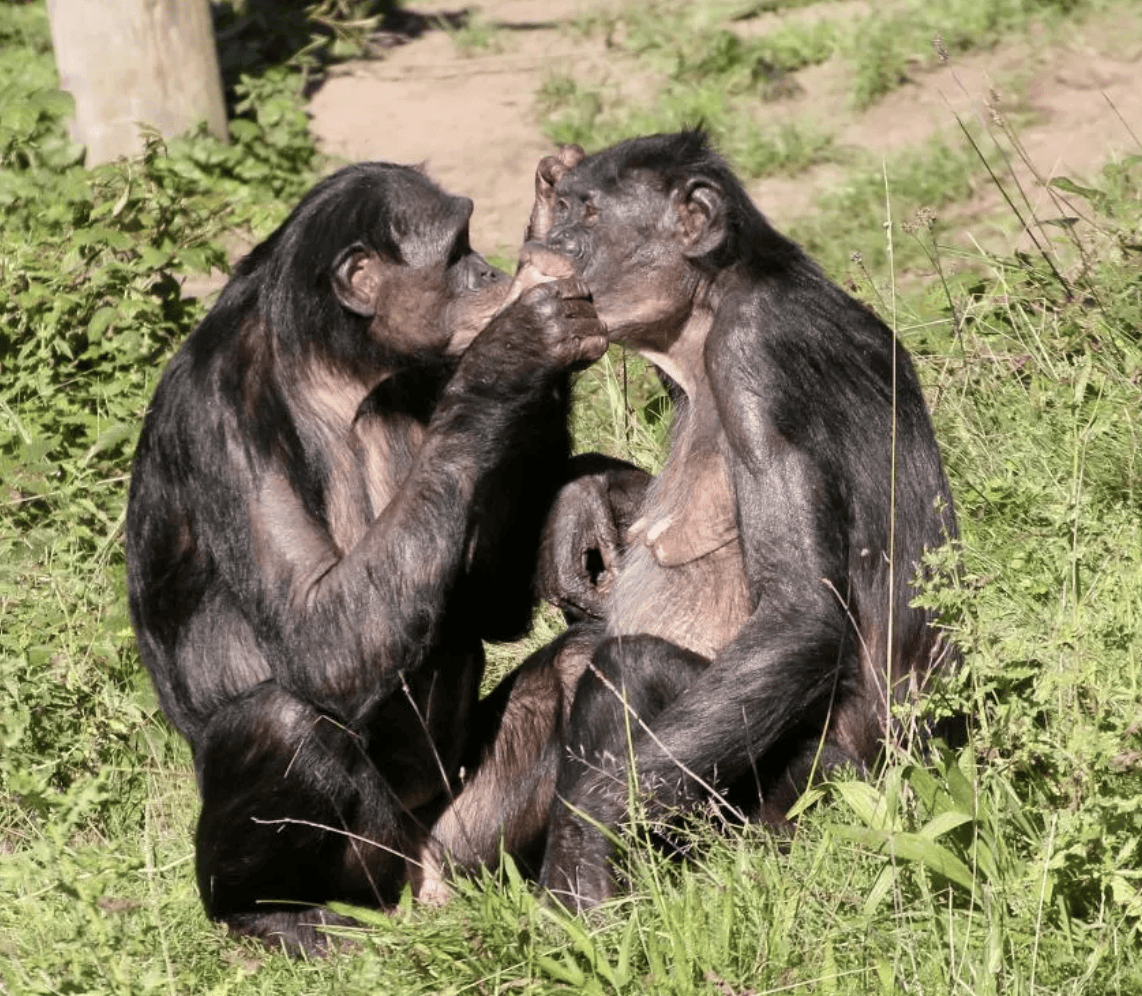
[126,162,618,953]
[528,132,959,909]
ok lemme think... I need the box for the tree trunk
[47,0,227,165]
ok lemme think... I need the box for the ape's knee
[586,634,707,724]
[194,683,405,919]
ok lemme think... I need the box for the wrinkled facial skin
[543,166,700,351]
[437,241,512,357]
[334,180,511,360]
[392,191,512,357]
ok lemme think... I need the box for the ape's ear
[671,178,726,258]
[333,244,384,317]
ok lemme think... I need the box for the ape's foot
[222,908,363,957]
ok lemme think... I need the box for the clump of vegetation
[2,0,1140,992]
[540,0,840,177]
[540,0,1106,175]
[539,71,834,178]
[845,0,1095,107]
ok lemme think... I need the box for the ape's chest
[321,415,427,555]
[606,439,752,660]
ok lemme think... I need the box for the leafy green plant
[212,0,392,90]
[0,2,324,837]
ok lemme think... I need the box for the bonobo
[530,132,959,910]
[125,162,614,954]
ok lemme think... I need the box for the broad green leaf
[833,779,884,828]
[835,825,977,892]
[918,810,974,840]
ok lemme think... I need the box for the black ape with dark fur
[126,162,613,952]
[529,132,959,909]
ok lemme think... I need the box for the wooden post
[46,0,228,165]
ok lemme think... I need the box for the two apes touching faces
[125,131,959,955]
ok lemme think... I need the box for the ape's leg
[738,733,861,827]
[542,637,866,909]
[195,683,412,955]
[539,634,709,909]
[416,625,604,901]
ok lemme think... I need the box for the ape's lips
[497,242,579,311]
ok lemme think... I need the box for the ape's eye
[555,198,570,221]
[583,202,598,222]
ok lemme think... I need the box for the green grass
[539,72,835,178]
[3,0,1142,992]
[539,0,840,177]
[438,11,504,56]
[786,135,984,278]
[844,0,1097,109]
[540,0,1114,172]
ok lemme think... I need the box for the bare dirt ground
[306,1,1142,259]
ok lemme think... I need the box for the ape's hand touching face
[531,132,959,913]
[538,151,731,373]
[126,162,611,954]
[525,143,587,246]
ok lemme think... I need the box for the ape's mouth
[517,242,578,281]
[443,277,516,355]
[492,242,581,313]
